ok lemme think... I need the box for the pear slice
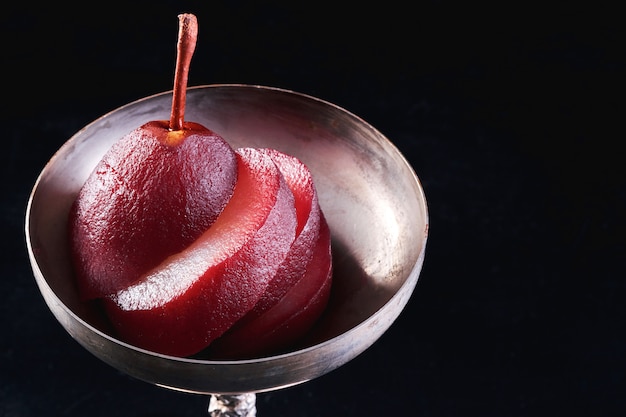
[238,149,323,322]
[209,149,333,358]
[209,219,332,358]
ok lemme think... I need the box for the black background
[2,2,625,416]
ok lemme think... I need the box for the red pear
[68,13,334,359]
[102,148,297,357]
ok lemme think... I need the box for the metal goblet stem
[208,393,257,417]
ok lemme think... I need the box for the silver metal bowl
[25,85,428,395]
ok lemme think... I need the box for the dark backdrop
[2,2,624,416]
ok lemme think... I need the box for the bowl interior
[26,85,428,394]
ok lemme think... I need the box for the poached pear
[68,13,333,358]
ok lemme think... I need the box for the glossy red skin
[209,149,333,358]
[69,121,237,300]
[102,148,297,357]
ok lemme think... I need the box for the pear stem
[169,13,198,131]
